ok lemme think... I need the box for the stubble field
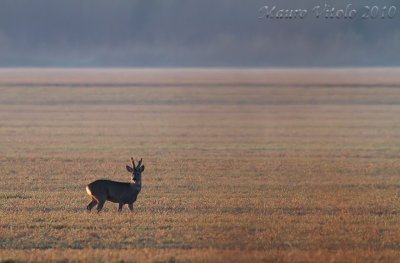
[1,68,400,262]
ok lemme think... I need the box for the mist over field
[0,0,399,67]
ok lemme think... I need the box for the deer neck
[130,179,141,191]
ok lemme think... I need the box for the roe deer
[86,157,145,212]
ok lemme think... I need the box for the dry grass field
[1,68,400,262]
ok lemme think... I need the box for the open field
[1,68,400,262]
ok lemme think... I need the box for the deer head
[126,157,145,184]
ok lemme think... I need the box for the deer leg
[87,199,97,211]
[128,203,134,212]
[118,203,124,212]
[96,199,106,212]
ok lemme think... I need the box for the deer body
[86,180,140,203]
[86,158,145,212]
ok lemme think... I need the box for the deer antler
[137,158,143,168]
[131,157,135,168]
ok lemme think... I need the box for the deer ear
[140,165,145,172]
[126,165,133,173]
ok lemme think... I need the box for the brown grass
[1,68,400,262]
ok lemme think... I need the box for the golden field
[1,68,400,262]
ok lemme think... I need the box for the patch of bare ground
[1,68,400,262]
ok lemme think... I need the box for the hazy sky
[0,0,398,67]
